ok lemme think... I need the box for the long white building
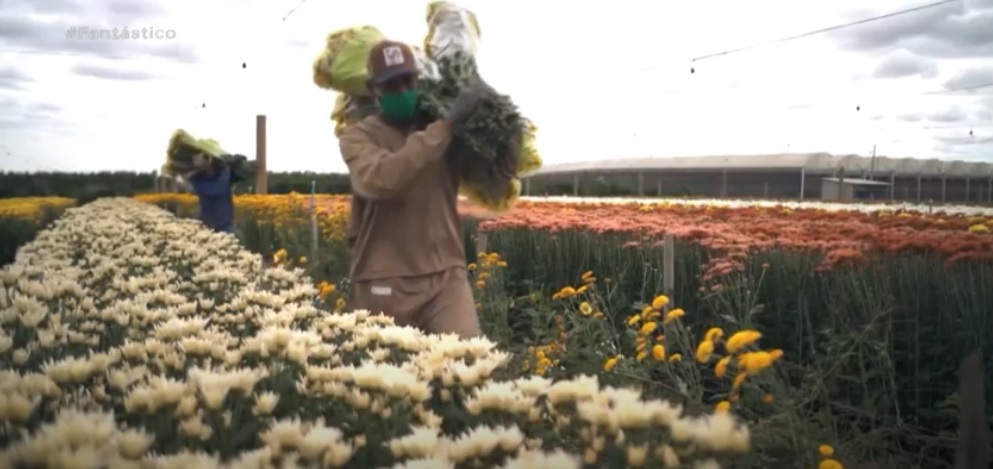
[521,153,993,203]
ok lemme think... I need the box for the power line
[690,0,959,65]
[281,0,312,21]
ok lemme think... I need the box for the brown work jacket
[338,113,466,281]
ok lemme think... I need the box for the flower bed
[0,198,753,469]
[0,197,74,265]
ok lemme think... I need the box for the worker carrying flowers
[162,129,257,235]
[187,155,247,234]
[338,39,486,338]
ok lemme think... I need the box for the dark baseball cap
[367,40,418,86]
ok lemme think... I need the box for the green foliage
[3,199,992,468]
[0,199,752,469]
[0,205,65,265]
[0,171,354,199]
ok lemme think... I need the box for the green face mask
[378,90,419,121]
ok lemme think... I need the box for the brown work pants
[350,266,480,339]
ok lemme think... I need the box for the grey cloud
[3,0,162,20]
[926,106,968,123]
[976,97,993,120]
[832,2,993,59]
[0,2,199,64]
[33,102,61,113]
[104,0,166,21]
[898,113,923,122]
[934,138,993,160]
[5,0,85,15]
[286,38,313,48]
[944,66,993,90]
[70,62,158,81]
[0,97,65,130]
[0,65,34,90]
[872,49,938,79]
[935,133,993,146]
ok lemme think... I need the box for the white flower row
[0,198,750,469]
[516,196,993,217]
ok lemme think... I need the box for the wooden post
[310,180,318,262]
[255,114,268,195]
[476,232,488,255]
[662,233,675,310]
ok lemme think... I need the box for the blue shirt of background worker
[188,164,244,233]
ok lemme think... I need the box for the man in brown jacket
[337,39,485,338]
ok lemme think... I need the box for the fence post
[476,232,488,256]
[662,233,675,310]
[255,114,268,195]
[310,180,318,262]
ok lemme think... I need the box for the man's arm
[339,120,452,200]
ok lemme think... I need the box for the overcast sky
[0,0,991,172]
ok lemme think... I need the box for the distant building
[521,153,993,203]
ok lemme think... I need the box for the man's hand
[445,82,486,125]
[192,153,211,169]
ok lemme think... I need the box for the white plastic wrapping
[411,46,441,81]
[424,1,481,61]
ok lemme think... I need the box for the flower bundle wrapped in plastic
[316,27,439,137]
[417,1,541,210]
[161,129,256,182]
[311,2,542,212]
[312,26,387,97]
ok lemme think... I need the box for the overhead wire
[688,0,960,70]
[280,0,313,21]
[4,0,989,156]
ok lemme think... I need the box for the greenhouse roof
[525,153,993,177]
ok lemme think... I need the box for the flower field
[0,197,75,266]
[2,193,992,468]
[1,199,759,469]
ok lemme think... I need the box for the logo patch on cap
[382,46,405,66]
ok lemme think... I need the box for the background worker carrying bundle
[161,129,256,233]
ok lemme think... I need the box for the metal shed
[821,177,892,201]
